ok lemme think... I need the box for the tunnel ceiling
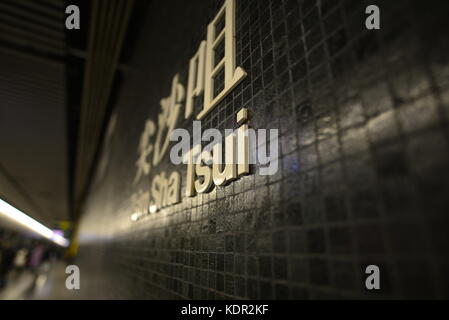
[0,0,69,226]
[0,0,148,230]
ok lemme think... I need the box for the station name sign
[130,0,278,219]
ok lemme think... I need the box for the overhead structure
[74,0,135,216]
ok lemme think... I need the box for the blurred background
[0,0,145,299]
[1,0,449,299]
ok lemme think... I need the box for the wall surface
[76,0,449,299]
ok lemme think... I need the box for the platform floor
[0,260,82,300]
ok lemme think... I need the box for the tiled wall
[76,0,449,299]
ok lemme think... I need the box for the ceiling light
[0,198,70,247]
